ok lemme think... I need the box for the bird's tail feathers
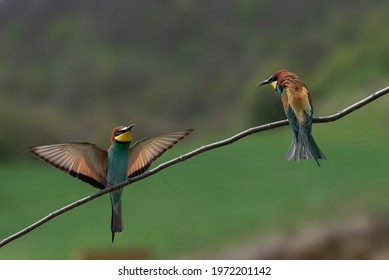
[285,127,326,166]
[309,136,326,162]
[285,136,299,161]
[111,202,123,243]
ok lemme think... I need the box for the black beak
[256,78,272,87]
[122,124,135,132]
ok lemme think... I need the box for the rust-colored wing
[281,92,289,114]
[30,143,108,189]
[301,86,313,115]
[306,86,315,114]
[127,129,192,178]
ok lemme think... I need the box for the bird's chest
[107,143,129,186]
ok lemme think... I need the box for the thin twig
[314,86,389,123]
[1,85,388,248]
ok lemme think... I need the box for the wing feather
[301,86,313,115]
[30,143,108,189]
[127,129,192,178]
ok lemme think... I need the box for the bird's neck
[109,141,130,154]
[107,141,131,186]
[275,83,283,94]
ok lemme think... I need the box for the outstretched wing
[127,129,192,178]
[30,143,108,189]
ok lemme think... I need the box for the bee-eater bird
[31,125,192,242]
[257,69,326,166]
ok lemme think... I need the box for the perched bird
[31,124,192,242]
[257,69,325,166]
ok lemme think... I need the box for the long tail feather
[285,127,326,166]
[111,203,123,243]
[285,136,298,161]
[310,136,326,161]
[110,193,124,243]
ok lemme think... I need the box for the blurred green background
[0,0,388,259]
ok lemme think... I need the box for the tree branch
[1,85,388,248]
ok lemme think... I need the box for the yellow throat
[114,131,132,143]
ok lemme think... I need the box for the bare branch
[1,85,388,248]
[313,86,389,123]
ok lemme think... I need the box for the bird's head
[111,124,135,144]
[256,69,298,94]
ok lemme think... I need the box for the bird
[256,69,326,166]
[30,124,192,242]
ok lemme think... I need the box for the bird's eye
[114,130,121,136]
[270,75,277,82]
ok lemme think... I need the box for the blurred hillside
[1,0,389,158]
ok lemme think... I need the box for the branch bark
[1,85,388,248]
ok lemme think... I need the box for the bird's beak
[124,124,135,132]
[256,78,272,87]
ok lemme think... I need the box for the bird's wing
[301,86,313,116]
[30,143,107,189]
[282,90,299,139]
[127,129,192,178]
[281,92,289,114]
[301,86,315,130]
[307,89,314,111]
